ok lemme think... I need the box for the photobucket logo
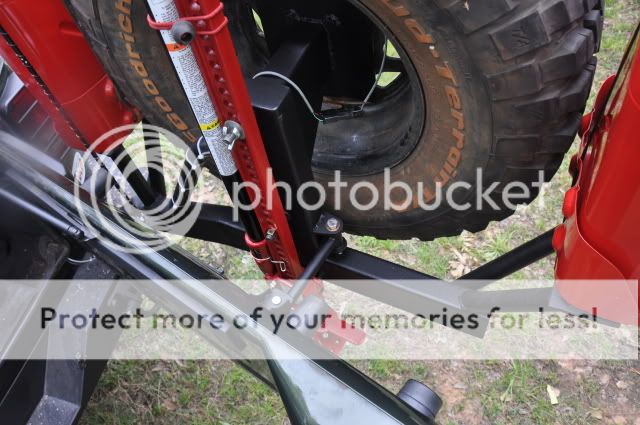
[73,124,202,254]
[232,168,546,219]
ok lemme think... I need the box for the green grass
[601,0,639,62]
[81,361,286,425]
[479,361,557,424]
[358,359,428,382]
[415,242,451,277]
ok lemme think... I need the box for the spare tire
[64,0,604,240]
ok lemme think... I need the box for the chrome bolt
[271,295,282,306]
[326,217,340,232]
[222,120,245,150]
[265,228,277,241]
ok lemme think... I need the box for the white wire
[252,71,324,122]
[67,255,96,265]
[196,136,207,159]
[358,38,388,112]
[253,38,389,121]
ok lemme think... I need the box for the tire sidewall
[318,0,493,231]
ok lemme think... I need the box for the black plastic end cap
[397,379,443,421]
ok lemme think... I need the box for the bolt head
[265,228,277,241]
[326,217,340,232]
[271,295,282,306]
[222,121,245,147]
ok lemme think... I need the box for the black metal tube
[221,172,263,242]
[170,149,200,209]
[459,229,555,282]
[144,128,166,198]
[185,204,246,250]
[288,237,338,302]
[0,186,84,239]
[168,143,263,242]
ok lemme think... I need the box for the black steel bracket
[248,30,330,265]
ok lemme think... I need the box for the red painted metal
[0,0,136,151]
[244,233,278,276]
[0,0,302,278]
[0,36,78,147]
[165,0,303,278]
[147,3,228,36]
[270,277,366,354]
[554,28,640,325]
[313,309,367,355]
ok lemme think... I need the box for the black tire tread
[363,0,603,240]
